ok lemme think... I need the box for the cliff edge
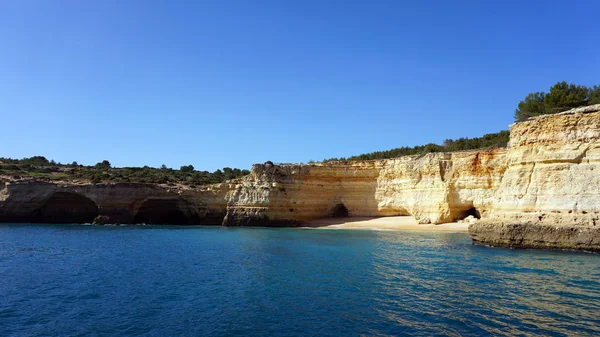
[469,104,600,250]
[1,104,600,251]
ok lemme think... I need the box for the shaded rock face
[332,204,349,217]
[133,198,199,225]
[0,182,229,225]
[35,192,98,223]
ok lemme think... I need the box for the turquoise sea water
[0,224,599,336]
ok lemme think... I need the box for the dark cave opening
[332,203,349,217]
[35,192,99,223]
[133,199,193,225]
[466,207,481,219]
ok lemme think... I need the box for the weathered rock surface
[0,181,230,225]
[0,149,507,227]
[470,215,600,251]
[222,150,506,226]
[470,104,600,250]
[1,104,599,251]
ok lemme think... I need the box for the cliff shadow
[133,198,201,225]
[31,192,99,224]
[332,203,349,217]
[301,216,390,227]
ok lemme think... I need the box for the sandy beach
[304,216,469,232]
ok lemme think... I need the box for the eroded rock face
[0,181,230,225]
[36,192,99,223]
[0,148,507,227]
[470,215,600,251]
[470,105,600,250]
[1,104,599,251]
[222,149,507,225]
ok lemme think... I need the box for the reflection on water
[369,231,600,336]
[0,224,598,336]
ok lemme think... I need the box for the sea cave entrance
[36,192,99,223]
[332,203,349,217]
[465,207,481,219]
[133,198,194,225]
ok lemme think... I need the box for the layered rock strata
[0,149,507,227]
[470,105,600,250]
[0,181,230,225]
[223,149,506,226]
[1,104,599,251]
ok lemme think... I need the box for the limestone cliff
[469,105,600,250]
[1,104,600,251]
[0,180,230,225]
[223,150,506,226]
[0,149,507,227]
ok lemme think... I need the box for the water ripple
[0,224,599,336]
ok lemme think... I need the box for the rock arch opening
[35,192,99,223]
[133,199,196,225]
[332,203,349,217]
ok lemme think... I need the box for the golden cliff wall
[223,149,507,225]
[375,150,506,223]
[224,104,600,249]
[470,104,600,250]
[0,149,508,227]
[2,104,599,251]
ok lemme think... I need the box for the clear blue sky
[2,1,599,171]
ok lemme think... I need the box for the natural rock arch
[35,192,99,223]
[133,198,198,225]
[331,203,349,217]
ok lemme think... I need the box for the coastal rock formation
[0,150,507,227]
[1,104,600,251]
[222,150,506,225]
[470,105,600,250]
[0,181,229,225]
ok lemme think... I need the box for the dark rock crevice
[466,207,481,219]
[331,203,349,217]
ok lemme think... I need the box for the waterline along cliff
[470,104,600,251]
[1,104,600,251]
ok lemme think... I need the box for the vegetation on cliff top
[4,82,598,176]
[322,130,510,162]
[514,81,600,122]
[324,81,598,162]
[0,156,250,186]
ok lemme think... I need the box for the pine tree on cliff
[514,92,545,122]
[543,81,589,113]
[514,81,598,122]
[590,85,600,105]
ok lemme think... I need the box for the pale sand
[303,216,469,232]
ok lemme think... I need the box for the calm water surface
[0,224,599,336]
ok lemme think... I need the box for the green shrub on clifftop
[0,156,250,186]
[514,81,600,122]
[324,130,509,162]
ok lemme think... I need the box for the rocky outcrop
[470,216,600,251]
[1,104,600,251]
[0,181,230,225]
[469,104,600,250]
